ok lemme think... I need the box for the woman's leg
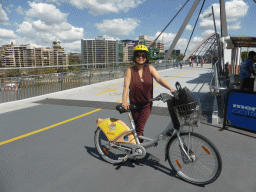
[131,103,152,143]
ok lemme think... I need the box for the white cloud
[191,37,204,43]
[202,30,215,37]
[102,35,120,40]
[32,20,72,32]
[26,1,68,25]
[185,24,193,31]
[0,29,17,38]
[63,0,145,15]
[55,26,84,42]
[17,21,37,38]
[0,4,10,25]
[95,18,140,36]
[4,4,14,14]
[17,21,56,44]
[199,16,221,30]
[61,40,81,54]
[199,0,249,31]
[16,6,25,15]
[228,22,241,31]
[149,31,209,54]
[45,0,62,6]
[14,1,84,48]
[150,32,188,53]
[3,37,45,48]
[17,20,84,44]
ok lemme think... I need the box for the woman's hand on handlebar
[171,89,178,98]
[122,101,130,110]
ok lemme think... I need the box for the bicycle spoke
[167,132,221,185]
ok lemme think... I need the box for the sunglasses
[135,53,147,59]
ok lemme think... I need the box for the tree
[53,41,62,49]
[177,54,184,60]
[241,51,247,60]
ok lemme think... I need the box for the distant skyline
[0,0,255,54]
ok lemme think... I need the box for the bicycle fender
[96,118,136,144]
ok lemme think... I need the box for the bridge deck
[0,64,255,192]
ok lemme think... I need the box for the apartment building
[139,35,164,53]
[1,45,68,67]
[81,36,123,66]
[138,35,152,48]
[151,41,164,53]
[122,40,139,62]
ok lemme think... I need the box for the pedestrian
[122,45,176,143]
[212,57,217,69]
[191,58,194,68]
[239,51,256,91]
[179,60,183,69]
[196,58,199,66]
[201,58,204,67]
[224,62,229,78]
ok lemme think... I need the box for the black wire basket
[173,99,202,126]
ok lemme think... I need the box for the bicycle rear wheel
[167,132,222,185]
[94,127,130,164]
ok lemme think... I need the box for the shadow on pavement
[186,71,213,85]
[84,145,205,187]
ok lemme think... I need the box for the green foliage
[241,51,247,60]
[177,54,184,60]
[52,41,62,49]
[5,69,19,77]
[69,54,81,65]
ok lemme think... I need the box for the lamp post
[204,6,228,125]
[204,6,222,91]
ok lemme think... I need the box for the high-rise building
[139,35,152,48]
[151,41,164,53]
[81,36,123,67]
[172,50,180,56]
[138,35,164,53]
[1,45,68,67]
[121,40,139,62]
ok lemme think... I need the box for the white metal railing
[0,60,179,103]
[209,60,227,96]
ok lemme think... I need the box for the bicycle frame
[110,110,194,162]
[112,111,174,147]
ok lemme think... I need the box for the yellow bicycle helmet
[134,44,148,52]
[133,44,149,64]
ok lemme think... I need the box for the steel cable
[149,0,190,48]
[183,0,206,57]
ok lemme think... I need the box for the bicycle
[94,85,222,185]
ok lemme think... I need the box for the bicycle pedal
[153,142,158,147]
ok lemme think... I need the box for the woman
[122,45,176,143]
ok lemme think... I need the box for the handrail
[0,61,135,71]
[209,60,227,95]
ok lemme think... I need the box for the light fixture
[203,13,213,18]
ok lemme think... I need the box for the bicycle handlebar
[149,92,177,103]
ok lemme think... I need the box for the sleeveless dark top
[129,65,153,104]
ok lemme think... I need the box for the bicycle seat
[116,104,137,114]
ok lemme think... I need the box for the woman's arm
[122,68,131,109]
[149,65,175,92]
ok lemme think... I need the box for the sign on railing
[223,89,256,132]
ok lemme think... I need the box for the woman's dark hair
[133,51,149,64]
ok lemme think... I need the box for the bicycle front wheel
[167,132,222,185]
[94,127,129,164]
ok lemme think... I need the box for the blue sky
[0,0,255,54]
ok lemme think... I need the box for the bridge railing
[0,60,180,103]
